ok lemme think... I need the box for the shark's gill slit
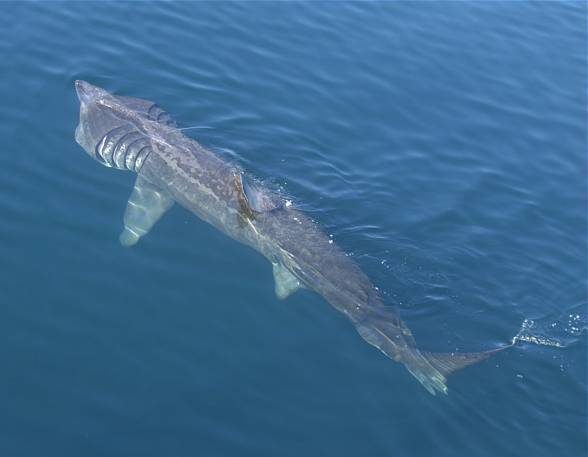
[95,125,130,166]
[147,103,159,119]
[133,145,152,172]
[124,139,151,171]
[113,131,143,169]
[94,124,152,172]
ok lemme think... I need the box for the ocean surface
[1,2,586,456]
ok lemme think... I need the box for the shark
[73,80,509,395]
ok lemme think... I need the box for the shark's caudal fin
[355,308,512,395]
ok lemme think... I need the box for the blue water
[1,2,586,456]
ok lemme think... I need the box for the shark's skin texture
[74,80,504,395]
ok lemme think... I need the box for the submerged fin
[272,263,301,299]
[355,309,448,395]
[119,175,174,246]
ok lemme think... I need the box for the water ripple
[0,2,586,457]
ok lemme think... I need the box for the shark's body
[74,80,506,395]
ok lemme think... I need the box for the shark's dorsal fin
[234,173,282,220]
[272,262,302,299]
[242,176,282,212]
[119,175,174,246]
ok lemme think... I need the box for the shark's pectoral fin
[422,345,511,377]
[120,175,174,246]
[272,263,302,300]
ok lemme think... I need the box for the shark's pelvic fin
[119,175,174,246]
[272,262,301,300]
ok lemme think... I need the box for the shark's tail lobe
[420,346,509,378]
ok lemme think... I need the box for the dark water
[1,2,586,456]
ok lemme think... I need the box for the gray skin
[74,80,501,395]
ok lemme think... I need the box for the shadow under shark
[73,80,511,395]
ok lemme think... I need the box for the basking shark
[73,80,508,395]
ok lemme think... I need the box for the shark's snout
[75,80,96,103]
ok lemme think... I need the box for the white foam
[511,318,565,348]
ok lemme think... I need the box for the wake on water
[511,316,584,348]
[512,319,564,348]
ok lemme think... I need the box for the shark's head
[75,79,109,104]
[74,80,126,168]
[74,80,176,172]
